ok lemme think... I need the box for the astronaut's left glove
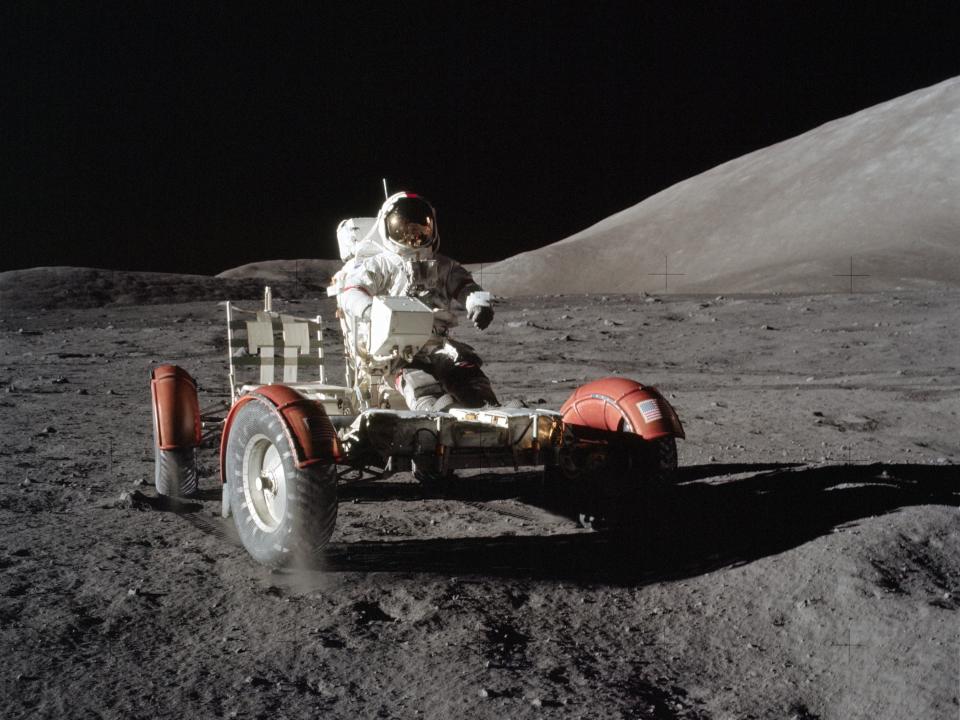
[469,305,494,330]
[465,291,494,331]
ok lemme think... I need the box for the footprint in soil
[313,630,346,649]
[2,583,31,598]
[482,620,529,668]
[59,606,106,646]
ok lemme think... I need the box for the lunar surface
[1,269,957,719]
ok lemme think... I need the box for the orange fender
[219,385,341,484]
[150,365,201,450]
[560,377,684,440]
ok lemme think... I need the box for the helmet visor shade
[385,197,436,248]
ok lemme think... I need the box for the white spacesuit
[338,192,498,411]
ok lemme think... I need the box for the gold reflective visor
[386,215,435,247]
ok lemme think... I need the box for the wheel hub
[242,434,287,533]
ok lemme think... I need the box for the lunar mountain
[480,77,960,296]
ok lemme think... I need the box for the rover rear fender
[150,364,201,450]
[219,385,341,484]
[560,377,684,440]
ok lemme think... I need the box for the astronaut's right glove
[465,291,494,330]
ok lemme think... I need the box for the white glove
[465,291,494,330]
[470,306,493,330]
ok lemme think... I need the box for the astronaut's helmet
[379,192,438,255]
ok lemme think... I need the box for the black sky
[4,2,960,275]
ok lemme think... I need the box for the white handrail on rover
[226,300,237,402]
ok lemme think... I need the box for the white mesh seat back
[281,321,311,383]
[227,305,324,392]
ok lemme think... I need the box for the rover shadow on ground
[301,462,960,585]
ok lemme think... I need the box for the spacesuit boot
[427,340,499,408]
[444,365,499,408]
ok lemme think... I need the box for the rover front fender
[150,365,201,450]
[560,377,685,440]
[219,385,341,484]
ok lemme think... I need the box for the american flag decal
[637,399,662,423]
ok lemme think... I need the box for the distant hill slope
[482,77,960,295]
[216,258,342,285]
[0,266,320,310]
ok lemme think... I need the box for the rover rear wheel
[225,400,338,568]
[154,447,198,498]
[152,409,198,498]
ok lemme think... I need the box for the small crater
[506,590,529,609]
[788,701,822,720]
[352,601,394,625]
[869,560,905,595]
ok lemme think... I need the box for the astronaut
[338,192,498,411]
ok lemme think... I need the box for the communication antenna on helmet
[382,178,389,200]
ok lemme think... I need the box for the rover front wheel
[544,447,609,529]
[640,436,678,484]
[225,400,338,568]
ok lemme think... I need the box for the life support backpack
[329,217,382,300]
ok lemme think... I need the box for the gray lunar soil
[1,276,957,719]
